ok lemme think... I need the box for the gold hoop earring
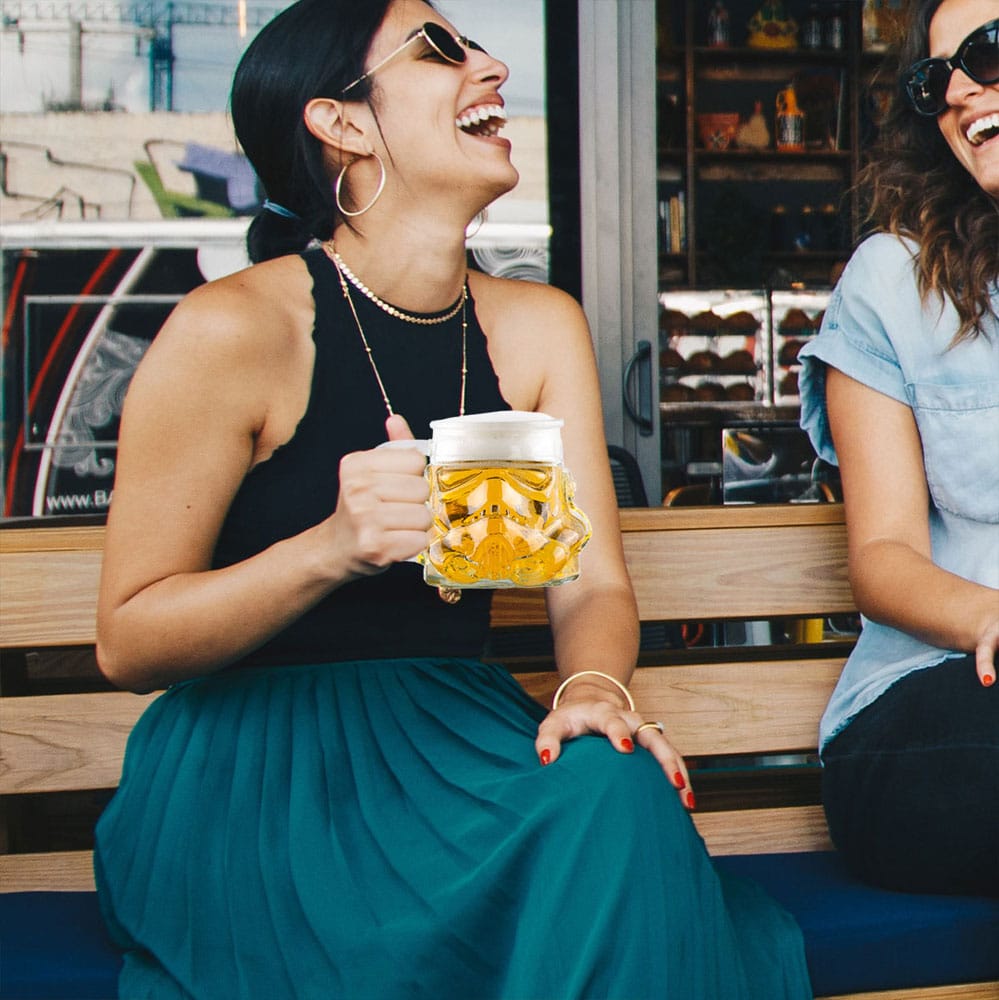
[335,153,386,218]
[465,209,487,241]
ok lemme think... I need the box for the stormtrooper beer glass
[422,411,591,589]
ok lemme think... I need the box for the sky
[0,0,546,116]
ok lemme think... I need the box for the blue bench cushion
[716,851,999,996]
[0,893,120,999]
[4,855,999,999]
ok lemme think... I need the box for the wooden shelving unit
[655,0,888,290]
[652,1,895,497]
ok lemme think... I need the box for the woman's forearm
[549,582,640,694]
[97,522,343,692]
[850,538,999,653]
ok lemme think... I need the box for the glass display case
[658,285,832,497]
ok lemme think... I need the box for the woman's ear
[303,97,372,157]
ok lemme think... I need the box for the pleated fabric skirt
[95,658,811,1000]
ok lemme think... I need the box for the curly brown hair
[857,0,999,343]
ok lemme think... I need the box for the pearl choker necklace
[321,240,465,326]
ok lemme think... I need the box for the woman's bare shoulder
[467,272,594,412]
[469,269,580,309]
[122,253,315,440]
[155,254,312,361]
[468,271,586,340]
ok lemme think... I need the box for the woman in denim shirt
[799,0,998,896]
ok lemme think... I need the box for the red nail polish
[984,674,995,687]
[673,771,686,790]
[539,748,551,766]
[685,790,696,810]
[621,737,634,753]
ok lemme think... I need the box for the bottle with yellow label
[775,84,805,152]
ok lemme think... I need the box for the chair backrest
[663,483,713,507]
[608,445,649,507]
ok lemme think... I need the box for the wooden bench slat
[625,522,853,621]
[818,985,999,1000]
[0,850,96,892]
[1,658,840,796]
[516,658,843,757]
[1,510,853,641]
[617,506,848,532]
[693,804,833,855]
[491,506,852,627]
[0,547,103,647]
[0,524,106,554]
[0,691,156,793]
[0,804,833,895]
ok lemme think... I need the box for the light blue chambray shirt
[798,232,999,751]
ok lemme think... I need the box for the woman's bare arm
[471,274,688,794]
[97,265,431,692]
[827,367,998,683]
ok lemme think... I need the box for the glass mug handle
[376,439,431,454]
[376,439,432,564]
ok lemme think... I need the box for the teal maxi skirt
[95,658,812,999]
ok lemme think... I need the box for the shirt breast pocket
[908,380,999,524]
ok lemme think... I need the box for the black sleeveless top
[212,248,510,667]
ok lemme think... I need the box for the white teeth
[966,112,999,146]
[456,104,508,133]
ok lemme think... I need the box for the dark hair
[858,0,999,343]
[230,0,392,263]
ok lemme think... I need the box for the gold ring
[635,721,664,736]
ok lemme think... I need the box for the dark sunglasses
[904,18,999,116]
[342,21,487,94]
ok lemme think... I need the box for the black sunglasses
[904,18,999,116]
[342,22,487,94]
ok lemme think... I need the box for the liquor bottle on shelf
[802,5,823,50]
[707,1,730,47]
[824,4,845,51]
[775,85,805,152]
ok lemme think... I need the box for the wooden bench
[2,506,997,1000]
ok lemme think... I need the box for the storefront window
[0,0,553,518]
[0,0,547,227]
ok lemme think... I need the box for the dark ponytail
[242,211,309,265]
[230,0,391,263]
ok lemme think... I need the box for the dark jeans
[822,654,999,896]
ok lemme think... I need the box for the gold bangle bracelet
[551,670,636,712]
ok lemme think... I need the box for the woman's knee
[823,744,999,894]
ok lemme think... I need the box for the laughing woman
[93,1,812,996]
[800,0,999,896]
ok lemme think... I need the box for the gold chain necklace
[325,245,469,606]
[325,244,468,418]
[322,240,465,326]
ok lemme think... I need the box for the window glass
[0,0,550,518]
[438,0,548,229]
[0,0,546,227]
